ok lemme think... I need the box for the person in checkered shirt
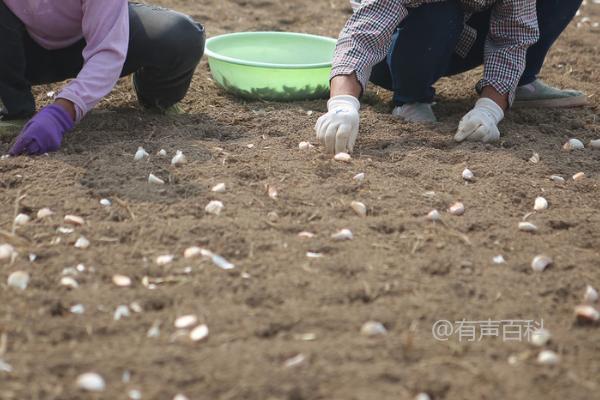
[315,0,585,154]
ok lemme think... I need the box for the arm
[56,0,129,122]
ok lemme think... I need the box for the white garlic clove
[211,183,226,193]
[284,354,306,368]
[334,152,351,162]
[64,215,85,226]
[584,285,599,303]
[549,175,565,183]
[589,139,600,149]
[76,372,106,392]
[462,168,474,181]
[128,389,142,400]
[112,274,132,287]
[148,173,165,185]
[572,172,586,181]
[184,246,203,259]
[28,253,37,262]
[37,208,54,219]
[158,149,167,157]
[414,393,432,400]
[189,324,209,341]
[448,202,465,216]
[537,350,560,365]
[130,302,143,313]
[531,255,553,272]
[171,150,187,166]
[174,314,198,329]
[7,270,29,290]
[574,304,600,322]
[563,138,585,151]
[298,141,314,150]
[156,254,174,265]
[134,146,149,161]
[350,201,367,217]
[427,209,441,221]
[533,196,548,211]
[493,255,506,264]
[297,231,315,239]
[267,186,278,200]
[353,172,365,182]
[518,221,538,232]
[70,304,85,314]
[530,328,551,347]
[60,276,79,289]
[99,199,111,207]
[114,305,130,320]
[14,213,31,225]
[57,227,74,234]
[246,144,255,149]
[529,152,540,164]
[306,252,323,258]
[74,236,90,249]
[210,253,235,270]
[360,321,387,337]
[0,244,16,261]
[205,200,224,216]
[331,228,353,241]
[147,322,161,338]
[173,394,190,400]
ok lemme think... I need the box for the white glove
[454,97,504,143]
[315,95,360,154]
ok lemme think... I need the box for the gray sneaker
[392,103,437,123]
[514,79,588,108]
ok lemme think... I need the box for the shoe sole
[513,95,589,109]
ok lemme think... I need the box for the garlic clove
[427,209,441,221]
[210,253,235,270]
[414,393,432,400]
[334,152,351,162]
[284,354,306,368]
[173,394,190,400]
[518,221,538,232]
[549,175,565,183]
[134,146,149,161]
[298,141,314,150]
[205,200,224,216]
[112,274,132,287]
[171,150,187,166]
[537,350,560,365]
[589,139,600,149]
[14,213,30,226]
[148,173,165,185]
[563,138,585,151]
[70,304,85,314]
[76,372,106,392]
[60,276,79,289]
[533,196,548,211]
[530,328,551,347]
[211,183,226,193]
[448,202,465,216]
[267,186,278,200]
[574,304,600,322]
[158,149,167,157]
[572,172,586,181]
[174,314,198,329]
[298,231,315,239]
[74,236,90,249]
[350,201,367,217]
[7,270,29,290]
[353,172,365,182]
[0,244,16,261]
[184,246,203,259]
[531,255,552,272]
[331,228,353,241]
[360,321,387,337]
[37,208,54,219]
[99,199,111,207]
[529,152,540,164]
[64,215,85,226]
[462,168,474,181]
[156,254,174,265]
[114,305,130,320]
[306,252,323,258]
[492,255,506,264]
[189,324,209,342]
[584,285,599,303]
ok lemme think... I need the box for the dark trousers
[0,2,205,119]
[370,0,582,106]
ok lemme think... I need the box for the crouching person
[0,0,205,156]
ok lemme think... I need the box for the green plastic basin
[204,32,337,101]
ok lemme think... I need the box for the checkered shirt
[332,0,539,104]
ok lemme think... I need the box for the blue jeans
[369,0,582,106]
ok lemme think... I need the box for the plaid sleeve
[330,0,408,93]
[476,0,539,105]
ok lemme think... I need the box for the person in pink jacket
[0,0,205,156]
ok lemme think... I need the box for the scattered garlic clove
[7,270,29,290]
[60,276,79,289]
[360,321,387,337]
[64,215,85,226]
[171,150,187,166]
[531,255,552,272]
[350,201,367,217]
[572,172,586,181]
[267,186,278,200]
[574,304,600,322]
[57,227,74,234]
[549,175,565,183]
[99,199,111,207]
[534,196,548,211]
[211,183,226,193]
[427,209,441,221]
[462,168,474,181]
[112,274,132,287]
[589,139,600,149]
[190,324,209,341]
[448,202,465,216]
[284,354,306,368]
[76,372,106,392]
[175,314,198,329]
[210,253,235,270]
[28,254,37,262]
[70,304,85,314]
[414,393,432,400]
[158,149,167,157]
[529,152,540,164]
[563,138,584,151]
[518,221,538,232]
[114,305,130,320]
[306,252,323,258]
[334,152,351,162]
[148,173,165,185]
[128,389,142,400]
[37,208,54,219]
[331,228,353,241]
[173,394,190,400]
[130,302,143,313]
[537,350,560,365]
[74,236,90,249]
[353,172,365,182]
[14,213,30,225]
[205,200,224,216]
[134,146,149,161]
[156,254,174,265]
[493,255,506,264]
[530,328,551,347]
[184,246,203,259]
[298,231,315,239]
[147,322,161,338]
[584,285,599,303]
[298,141,314,150]
[0,244,15,261]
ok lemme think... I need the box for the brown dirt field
[1,1,600,399]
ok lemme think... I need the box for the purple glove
[9,104,74,156]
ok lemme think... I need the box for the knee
[167,14,205,64]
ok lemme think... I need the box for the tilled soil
[1,1,600,399]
